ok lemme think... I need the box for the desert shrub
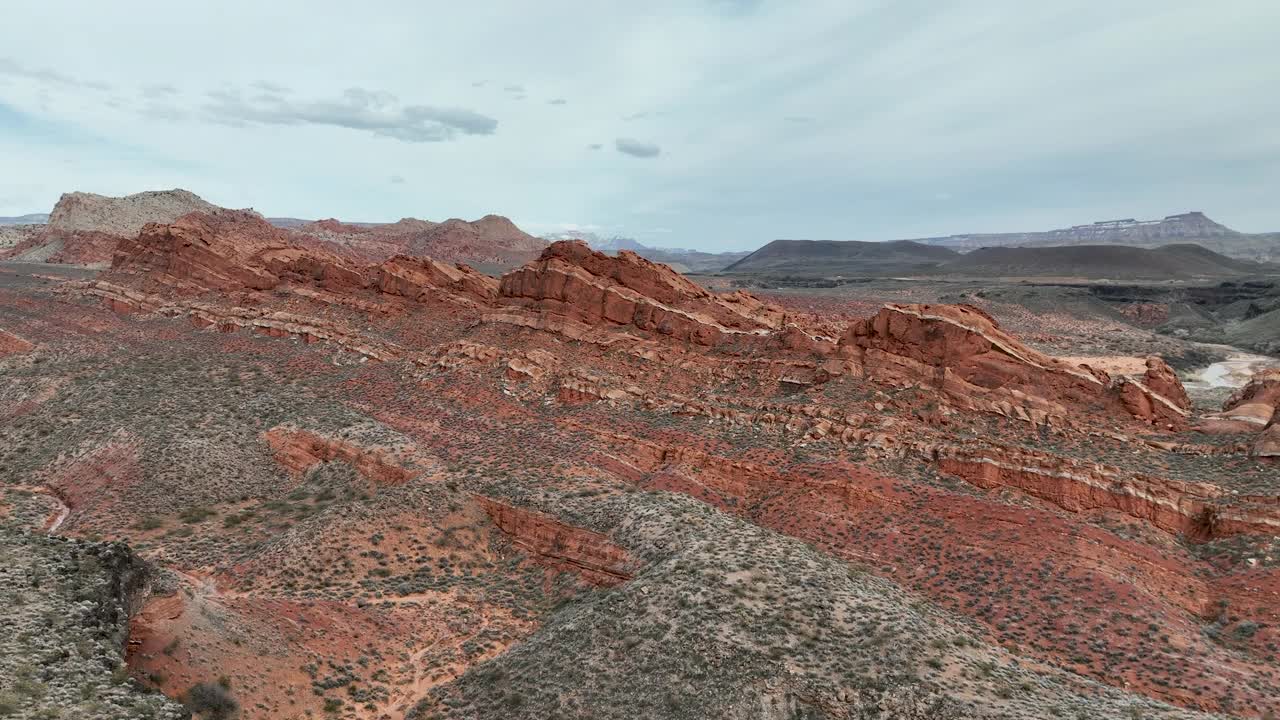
[185,681,238,719]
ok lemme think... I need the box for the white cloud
[615,138,661,158]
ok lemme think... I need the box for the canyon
[1,208,1278,719]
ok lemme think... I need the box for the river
[1184,352,1279,391]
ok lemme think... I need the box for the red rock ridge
[840,303,1189,427]
[263,426,421,485]
[476,496,635,586]
[499,240,785,346]
[298,213,545,267]
[110,210,497,303]
[368,255,498,302]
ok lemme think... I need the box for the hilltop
[0,189,222,267]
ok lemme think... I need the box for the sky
[2,0,1278,251]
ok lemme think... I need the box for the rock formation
[477,496,636,586]
[838,303,1189,427]
[110,209,497,305]
[48,189,220,237]
[1,189,223,267]
[299,213,546,267]
[500,241,785,346]
[1220,369,1280,457]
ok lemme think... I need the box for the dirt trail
[7,483,71,533]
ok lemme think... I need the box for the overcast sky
[2,1,1278,250]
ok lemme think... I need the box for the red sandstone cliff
[839,304,1189,427]
[499,241,785,346]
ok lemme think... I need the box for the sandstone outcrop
[264,426,422,485]
[933,447,1280,539]
[1219,369,1280,457]
[477,496,636,586]
[110,210,498,306]
[1116,356,1193,427]
[499,241,785,346]
[299,213,545,267]
[1221,369,1280,427]
[369,255,498,303]
[839,304,1189,427]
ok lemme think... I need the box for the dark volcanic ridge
[725,239,960,276]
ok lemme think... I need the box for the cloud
[389,174,406,184]
[142,103,189,122]
[615,138,661,158]
[587,143,603,150]
[202,86,498,142]
[548,98,567,105]
[707,0,763,15]
[251,80,290,95]
[141,84,179,99]
[0,57,110,91]
[503,84,524,93]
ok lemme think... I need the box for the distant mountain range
[545,231,750,273]
[725,238,1277,281]
[913,211,1279,262]
[0,213,50,225]
[937,243,1268,280]
[726,211,1280,278]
